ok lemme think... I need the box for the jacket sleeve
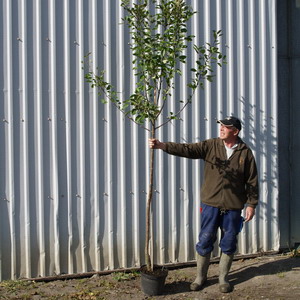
[244,150,259,208]
[164,141,208,159]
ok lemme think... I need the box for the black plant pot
[140,264,168,296]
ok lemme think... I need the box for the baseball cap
[217,116,242,131]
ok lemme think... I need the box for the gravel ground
[0,253,299,299]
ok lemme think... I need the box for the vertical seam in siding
[259,0,268,251]
[117,1,127,269]
[20,0,31,278]
[226,0,234,115]
[63,0,73,274]
[216,0,223,121]
[169,80,176,263]
[204,0,211,137]
[130,0,140,266]
[237,0,246,254]
[181,19,189,261]
[248,0,258,253]
[104,0,114,269]
[191,0,201,250]
[4,0,16,280]
[91,0,101,272]
[49,0,60,275]
[270,0,279,250]
[34,0,45,277]
[77,0,87,272]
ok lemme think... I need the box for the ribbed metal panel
[0,0,278,280]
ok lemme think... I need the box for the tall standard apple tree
[85,0,225,272]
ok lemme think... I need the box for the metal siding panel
[269,0,279,253]
[226,0,235,115]
[247,0,258,254]
[33,0,46,278]
[19,0,31,278]
[90,0,101,273]
[117,2,127,269]
[191,0,201,254]
[2,0,17,281]
[237,0,246,254]
[62,0,73,274]
[103,0,114,270]
[49,0,61,276]
[76,0,86,273]
[0,0,279,280]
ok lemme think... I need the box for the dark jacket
[165,137,259,210]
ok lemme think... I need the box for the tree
[85,0,225,272]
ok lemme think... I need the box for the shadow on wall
[241,99,279,243]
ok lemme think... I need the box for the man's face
[219,125,238,140]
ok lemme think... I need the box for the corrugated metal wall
[0,0,278,281]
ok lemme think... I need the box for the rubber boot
[219,253,234,293]
[190,253,210,291]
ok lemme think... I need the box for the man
[149,116,259,293]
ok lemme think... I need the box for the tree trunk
[145,125,155,272]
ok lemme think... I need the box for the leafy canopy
[85,0,226,130]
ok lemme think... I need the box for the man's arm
[149,138,206,159]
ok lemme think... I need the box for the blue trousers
[196,204,243,256]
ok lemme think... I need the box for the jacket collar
[217,137,246,150]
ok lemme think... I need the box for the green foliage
[112,271,139,281]
[0,280,36,293]
[85,0,225,130]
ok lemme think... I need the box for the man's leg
[218,210,242,293]
[190,252,211,291]
[191,204,219,291]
